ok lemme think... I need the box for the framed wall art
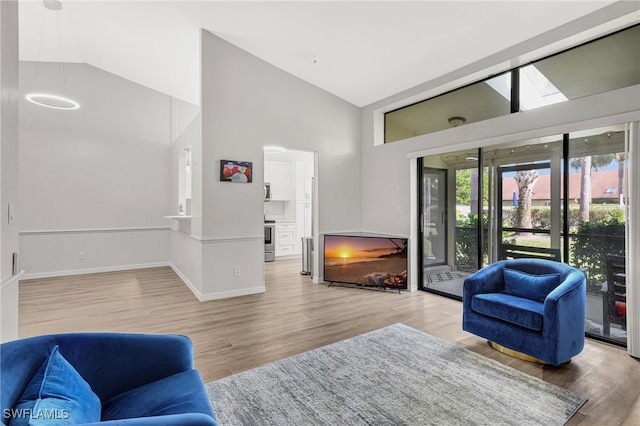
[220,160,253,183]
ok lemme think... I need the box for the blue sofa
[463,259,586,366]
[1,333,218,425]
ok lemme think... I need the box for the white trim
[200,236,263,244]
[197,285,266,302]
[171,262,266,302]
[169,263,201,300]
[409,158,419,292]
[17,259,265,303]
[169,262,265,302]
[1,270,24,291]
[19,227,169,236]
[626,121,639,359]
[20,262,171,281]
[170,228,263,244]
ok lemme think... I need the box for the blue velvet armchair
[463,259,586,366]
[1,333,218,425]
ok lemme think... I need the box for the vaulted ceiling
[18,1,628,107]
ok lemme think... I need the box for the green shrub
[454,206,626,289]
[502,205,624,231]
[570,217,625,291]
[455,214,489,272]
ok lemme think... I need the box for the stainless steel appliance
[264,183,271,202]
[264,220,275,262]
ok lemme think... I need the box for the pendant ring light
[26,93,80,110]
[26,0,80,110]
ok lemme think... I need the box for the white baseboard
[1,270,24,291]
[21,262,172,281]
[197,285,265,302]
[169,263,201,300]
[19,261,265,303]
[169,264,265,301]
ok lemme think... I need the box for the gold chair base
[488,341,556,364]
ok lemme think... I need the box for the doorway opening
[263,148,317,274]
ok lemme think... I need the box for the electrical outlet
[79,251,86,260]
[233,266,241,277]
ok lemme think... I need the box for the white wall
[19,62,176,278]
[1,0,20,342]
[200,30,361,238]
[19,127,171,231]
[19,228,170,279]
[170,30,361,299]
[169,112,203,288]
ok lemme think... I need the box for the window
[385,74,510,143]
[385,24,640,143]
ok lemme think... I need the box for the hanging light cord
[34,2,66,87]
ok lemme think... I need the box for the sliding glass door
[417,124,629,347]
[419,154,482,300]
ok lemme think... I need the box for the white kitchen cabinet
[295,161,313,201]
[275,222,296,256]
[267,161,291,201]
[264,161,271,182]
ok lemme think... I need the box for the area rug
[205,323,587,425]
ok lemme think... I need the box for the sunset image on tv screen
[323,235,408,289]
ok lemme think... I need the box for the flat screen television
[323,234,408,290]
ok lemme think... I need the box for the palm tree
[514,170,539,229]
[571,154,618,221]
[578,156,592,222]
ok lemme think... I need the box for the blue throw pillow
[503,268,560,302]
[10,345,101,426]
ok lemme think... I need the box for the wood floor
[19,259,640,425]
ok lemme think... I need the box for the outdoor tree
[513,170,539,229]
[570,153,618,221]
[579,156,592,222]
[456,167,489,217]
[456,169,471,205]
[470,168,478,215]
